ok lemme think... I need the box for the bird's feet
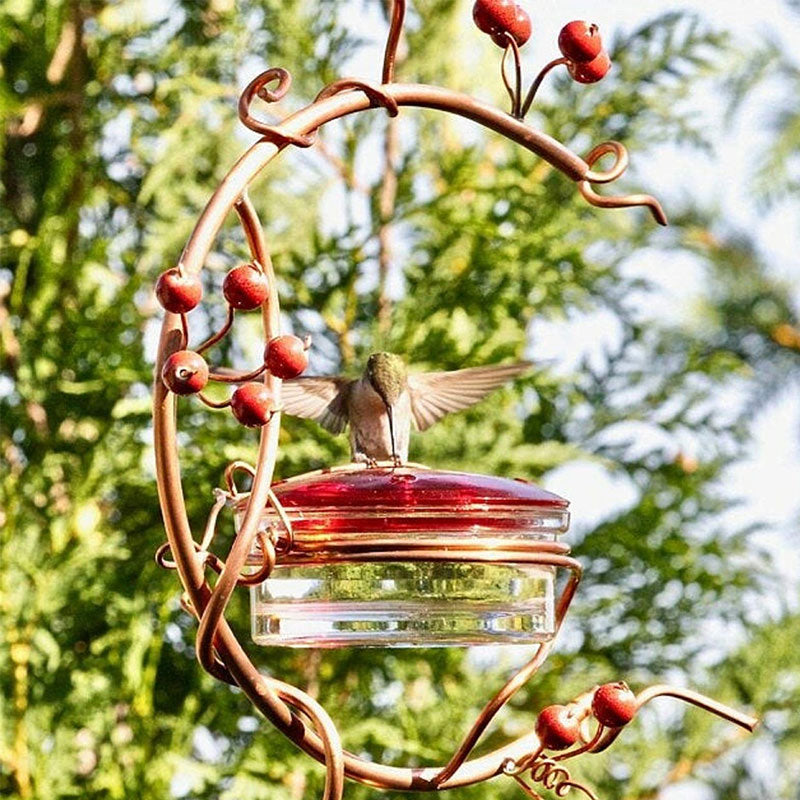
[352,453,404,468]
[353,452,380,468]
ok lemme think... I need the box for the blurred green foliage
[1,1,799,799]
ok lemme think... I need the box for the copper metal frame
[152,3,755,798]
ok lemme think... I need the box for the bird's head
[366,352,407,406]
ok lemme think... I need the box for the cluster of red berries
[227,333,309,424]
[156,261,310,428]
[473,0,531,48]
[558,20,610,84]
[161,335,310,426]
[534,682,637,752]
[471,1,610,85]
[229,334,311,426]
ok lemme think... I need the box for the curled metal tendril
[315,79,399,117]
[238,68,316,147]
[506,758,599,800]
[154,486,277,588]
[239,69,399,147]
[579,141,668,225]
[224,460,255,496]
[581,141,629,183]
[235,531,277,585]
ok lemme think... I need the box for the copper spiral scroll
[152,2,752,799]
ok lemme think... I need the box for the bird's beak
[384,401,397,461]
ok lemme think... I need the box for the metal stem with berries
[474,2,614,121]
[151,2,752,799]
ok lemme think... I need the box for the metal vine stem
[153,2,752,798]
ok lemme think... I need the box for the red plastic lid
[268,466,568,511]
[237,466,569,545]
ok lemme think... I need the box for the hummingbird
[279,352,530,464]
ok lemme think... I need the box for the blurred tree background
[1,1,799,798]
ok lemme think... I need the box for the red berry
[592,682,638,728]
[473,0,513,33]
[161,350,209,395]
[156,268,202,314]
[265,335,309,380]
[222,263,269,311]
[558,21,602,63]
[568,50,611,84]
[490,6,531,47]
[231,382,275,427]
[535,705,581,751]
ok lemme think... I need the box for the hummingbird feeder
[152,2,758,798]
[237,464,573,648]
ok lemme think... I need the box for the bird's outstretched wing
[280,377,351,434]
[407,362,530,431]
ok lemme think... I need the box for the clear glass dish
[236,465,570,648]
